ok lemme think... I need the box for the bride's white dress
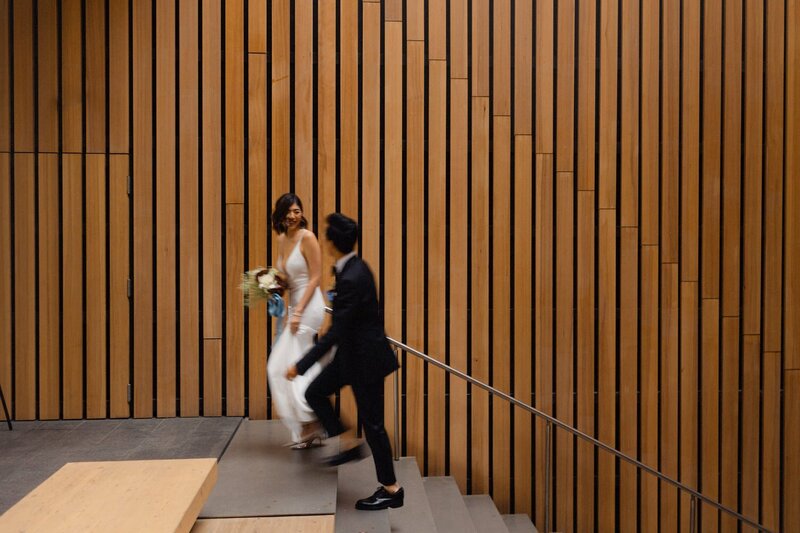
[267,231,333,442]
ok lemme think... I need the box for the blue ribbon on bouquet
[268,293,287,335]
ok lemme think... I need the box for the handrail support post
[544,421,552,533]
[393,347,400,461]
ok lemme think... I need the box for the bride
[267,193,332,448]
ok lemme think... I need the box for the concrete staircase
[336,456,538,533]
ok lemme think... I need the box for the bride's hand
[289,312,302,334]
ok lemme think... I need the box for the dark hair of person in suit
[271,192,309,234]
[325,213,358,254]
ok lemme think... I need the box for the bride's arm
[291,229,322,320]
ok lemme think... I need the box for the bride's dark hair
[271,193,309,234]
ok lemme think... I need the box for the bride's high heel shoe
[290,421,324,450]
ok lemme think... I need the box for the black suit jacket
[295,255,398,384]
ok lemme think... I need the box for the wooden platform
[0,458,217,533]
[192,516,335,533]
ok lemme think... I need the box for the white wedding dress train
[267,232,333,443]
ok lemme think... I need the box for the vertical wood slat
[63,154,83,419]
[514,0,532,135]
[247,53,268,419]
[619,226,638,532]
[535,0,553,154]
[785,372,800,530]
[741,336,760,530]
[556,0,574,171]
[13,1,34,152]
[109,0,129,153]
[407,0,423,41]
[109,155,130,419]
[660,264,679,532]
[597,0,617,209]
[406,40,425,467]
[38,154,60,420]
[85,0,105,153]
[576,0,595,191]
[427,58,448,478]
[701,298,721,532]
[13,154,36,420]
[362,2,381,285]
[661,0,679,263]
[86,155,107,418]
[179,0,200,417]
[248,0,266,52]
[450,0,468,79]
[226,0,245,204]
[471,96,490,494]
[763,0,784,354]
[449,78,469,494]
[620,0,639,227]
[681,0,700,282]
[271,0,290,195]
[202,0,222,415]
[640,0,658,246]
[513,136,533,516]
[640,245,659,531]
[62,0,82,153]
[761,352,781,531]
[0,155,9,420]
[492,0,510,116]
[680,282,700,533]
[226,204,245,416]
[156,0,177,418]
[383,20,403,453]
[38,0,59,153]
[0,0,9,151]
[534,153,554,528]
[133,0,153,417]
[555,171,575,531]
[471,0,489,97]
[293,0,313,213]
[491,116,511,510]
[339,0,358,215]
[598,208,616,533]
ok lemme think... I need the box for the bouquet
[240,267,289,316]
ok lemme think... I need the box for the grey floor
[0,417,242,515]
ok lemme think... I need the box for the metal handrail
[385,335,772,533]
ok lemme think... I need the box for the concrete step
[463,494,509,533]
[335,456,391,533]
[423,477,478,533]
[388,457,437,533]
[502,513,539,533]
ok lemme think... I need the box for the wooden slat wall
[0,2,797,531]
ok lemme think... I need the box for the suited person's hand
[285,365,298,381]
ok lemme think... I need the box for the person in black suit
[286,213,404,511]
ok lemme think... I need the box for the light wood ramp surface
[193,516,334,533]
[0,458,217,533]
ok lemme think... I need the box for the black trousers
[305,362,397,486]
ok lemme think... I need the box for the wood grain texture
[226,204,245,416]
[405,40,425,467]
[514,0,532,134]
[763,0,785,353]
[471,0,489,96]
[640,244,659,531]
[555,171,575,531]
[450,0,468,79]
[535,0,554,154]
[37,0,59,152]
[226,0,245,204]
[721,317,740,532]
[247,54,268,419]
[156,0,177,417]
[471,97,491,494]
[0,0,9,151]
[86,0,106,153]
[556,0,575,171]
[492,0,510,116]
[701,299,720,532]
[620,0,639,226]
[785,371,800,530]
[577,0,595,190]
[294,0,314,215]
[179,0,200,417]
[13,1,34,151]
[430,1,447,61]
[271,0,290,196]
[679,282,699,533]
[407,0,423,41]
[13,154,36,420]
[362,3,381,277]
[86,155,107,418]
[659,264,679,533]
[62,154,84,419]
[109,155,130,419]
[62,0,82,153]
[513,136,533,516]
[204,339,222,416]
[109,0,129,153]
[339,0,358,216]
[640,0,658,244]
[248,0,266,52]
[741,335,760,529]
[38,154,60,419]
[427,59,448,477]
[0,155,8,419]
[598,208,616,533]
[681,0,700,280]
[597,0,617,209]
[660,0,679,263]
[576,190,595,531]
[133,0,153,417]
[761,352,781,531]
[619,226,638,533]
